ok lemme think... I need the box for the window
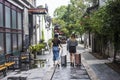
[12,34,17,51]
[12,10,16,29]
[5,6,11,28]
[18,34,22,51]
[18,12,22,29]
[0,33,4,54]
[6,33,11,54]
[0,3,3,27]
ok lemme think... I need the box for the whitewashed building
[35,6,52,44]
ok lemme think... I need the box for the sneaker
[72,63,74,67]
[57,64,60,67]
[70,63,74,67]
[70,62,72,66]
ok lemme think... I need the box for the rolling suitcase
[61,55,67,67]
[75,54,81,66]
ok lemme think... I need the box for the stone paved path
[80,44,120,80]
[1,50,54,80]
[52,64,91,80]
[1,44,120,80]
[51,44,91,80]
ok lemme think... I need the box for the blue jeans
[52,46,59,61]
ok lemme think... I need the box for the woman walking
[51,34,62,67]
[67,33,78,67]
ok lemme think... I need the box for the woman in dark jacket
[67,33,78,67]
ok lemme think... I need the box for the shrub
[29,43,46,53]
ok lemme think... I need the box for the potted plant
[29,45,37,59]
[37,43,46,55]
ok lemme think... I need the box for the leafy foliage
[85,0,120,61]
[53,0,88,37]
[29,43,46,53]
[54,6,67,19]
[89,0,120,38]
[105,0,120,33]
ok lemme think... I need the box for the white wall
[36,16,41,43]
[44,22,53,43]
[43,16,53,43]
[36,15,53,43]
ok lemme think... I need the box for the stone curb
[81,55,100,80]
[78,44,99,80]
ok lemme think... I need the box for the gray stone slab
[52,64,90,80]
[70,74,90,79]
[90,64,120,80]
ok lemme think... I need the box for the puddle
[34,59,48,68]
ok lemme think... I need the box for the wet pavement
[1,50,54,80]
[52,44,91,80]
[1,44,120,80]
[52,64,90,80]
[80,45,120,80]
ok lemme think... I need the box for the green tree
[54,6,67,19]
[62,0,87,35]
[88,0,120,61]
[105,0,120,62]
[53,0,90,37]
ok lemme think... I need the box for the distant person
[51,34,62,67]
[67,33,78,67]
[84,32,89,48]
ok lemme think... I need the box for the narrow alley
[0,0,120,80]
[1,44,120,80]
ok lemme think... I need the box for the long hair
[53,34,59,41]
[70,33,76,41]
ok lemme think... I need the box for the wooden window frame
[0,1,23,55]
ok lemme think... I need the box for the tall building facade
[0,0,36,56]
